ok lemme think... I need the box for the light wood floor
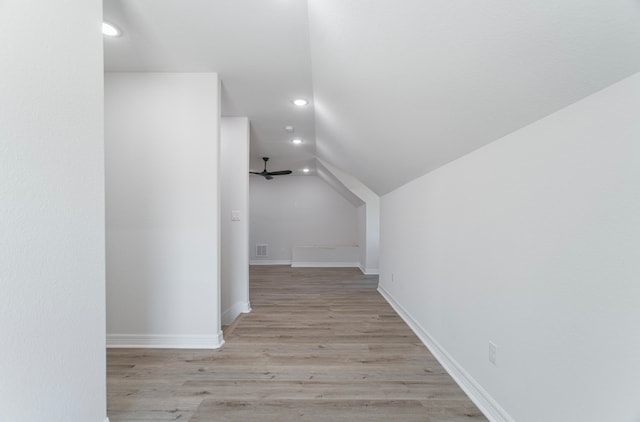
[107,266,487,421]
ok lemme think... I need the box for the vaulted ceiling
[104,0,640,195]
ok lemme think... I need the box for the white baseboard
[291,261,359,268]
[359,265,380,275]
[250,259,291,265]
[377,285,514,422]
[107,331,225,349]
[222,301,252,325]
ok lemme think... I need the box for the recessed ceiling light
[302,168,310,173]
[284,125,294,133]
[292,99,308,107]
[291,138,303,145]
[102,22,121,37]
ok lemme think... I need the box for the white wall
[291,245,360,267]
[356,203,380,274]
[379,72,640,422]
[221,117,251,325]
[358,204,367,268]
[105,72,223,348]
[0,1,106,420]
[317,159,380,274]
[364,201,380,274]
[250,176,358,263]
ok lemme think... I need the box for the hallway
[107,266,486,421]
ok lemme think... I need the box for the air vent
[256,244,268,258]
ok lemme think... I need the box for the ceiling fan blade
[249,158,292,179]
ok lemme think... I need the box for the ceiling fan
[250,157,292,180]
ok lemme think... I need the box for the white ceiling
[104,0,640,195]
[103,0,316,175]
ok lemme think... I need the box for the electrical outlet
[489,342,497,365]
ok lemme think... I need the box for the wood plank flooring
[107,266,487,421]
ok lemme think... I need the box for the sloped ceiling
[308,0,640,194]
[104,0,640,195]
[316,161,365,208]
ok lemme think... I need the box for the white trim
[291,261,359,268]
[106,332,225,349]
[250,259,291,265]
[104,418,110,422]
[377,285,514,422]
[359,264,380,275]
[222,301,252,325]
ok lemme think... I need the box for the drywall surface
[105,72,222,348]
[221,117,251,325]
[250,176,358,263]
[379,72,640,421]
[358,205,367,268]
[364,202,380,274]
[291,245,359,267]
[309,0,640,195]
[317,159,379,274]
[0,1,106,420]
[316,160,364,207]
